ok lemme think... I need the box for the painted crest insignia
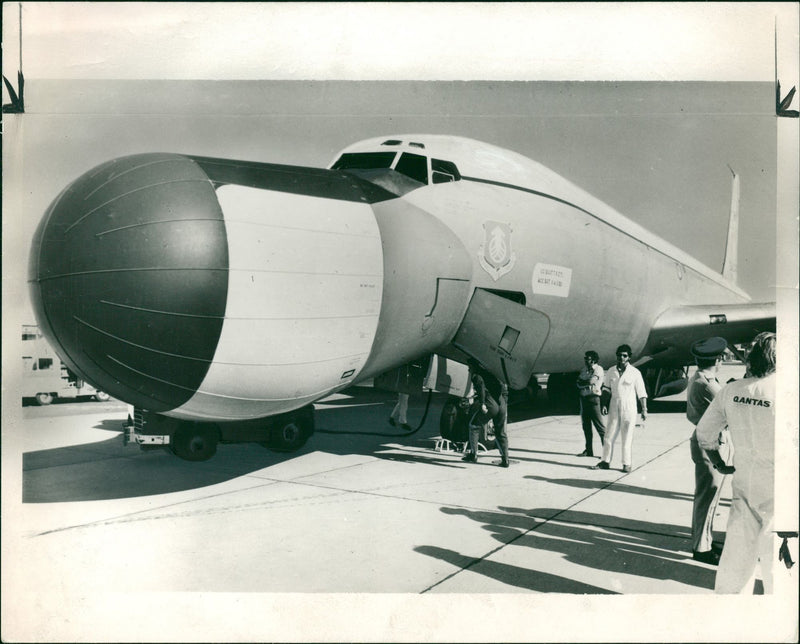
[478,221,516,280]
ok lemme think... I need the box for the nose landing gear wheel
[273,421,303,451]
[263,406,314,452]
[171,423,219,461]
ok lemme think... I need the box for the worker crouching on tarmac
[696,331,776,593]
[462,360,509,467]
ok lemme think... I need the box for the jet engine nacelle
[29,153,472,422]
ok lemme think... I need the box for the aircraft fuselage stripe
[460,174,738,295]
[462,175,595,218]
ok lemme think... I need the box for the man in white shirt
[696,331,776,593]
[592,343,647,473]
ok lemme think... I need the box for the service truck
[22,324,110,405]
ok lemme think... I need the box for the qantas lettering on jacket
[732,395,772,408]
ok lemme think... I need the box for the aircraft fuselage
[29,134,770,427]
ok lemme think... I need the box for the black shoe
[388,417,397,427]
[400,423,412,431]
[592,461,610,470]
[711,543,724,555]
[622,465,631,473]
[461,454,477,463]
[693,550,720,565]
[576,450,593,457]
[500,459,510,468]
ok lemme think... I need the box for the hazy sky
[2,2,799,82]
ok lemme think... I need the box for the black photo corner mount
[2,71,25,114]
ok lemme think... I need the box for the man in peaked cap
[686,336,729,565]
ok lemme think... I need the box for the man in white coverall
[696,331,776,593]
[592,343,647,473]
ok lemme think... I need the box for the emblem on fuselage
[478,221,516,281]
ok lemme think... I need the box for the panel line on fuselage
[99,299,379,322]
[30,266,229,284]
[82,157,186,201]
[460,174,742,297]
[76,314,374,366]
[461,175,595,218]
[63,179,212,234]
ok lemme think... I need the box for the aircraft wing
[639,302,776,366]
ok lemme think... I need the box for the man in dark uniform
[686,336,728,565]
[576,350,605,457]
[462,360,509,467]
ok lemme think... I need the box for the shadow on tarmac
[511,447,580,456]
[21,434,311,503]
[525,474,731,507]
[416,505,715,592]
[372,451,466,469]
[21,389,436,502]
[20,387,572,504]
[513,456,606,470]
[415,545,618,594]
[93,418,129,432]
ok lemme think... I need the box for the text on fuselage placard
[532,263,572,297]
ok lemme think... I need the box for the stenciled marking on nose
[29,154,229,411]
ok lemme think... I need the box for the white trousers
[715,486,774,593]
[390,393,409,424]
[601,407,636,466]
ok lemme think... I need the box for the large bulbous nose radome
[28,153,229,412]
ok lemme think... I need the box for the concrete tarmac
[4,364,798,642]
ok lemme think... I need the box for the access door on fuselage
[452,288,550,389]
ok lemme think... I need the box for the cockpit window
[331,150,460,192]
[394,152,428,184]
[431,158,461,184]
[331,151,396,171]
